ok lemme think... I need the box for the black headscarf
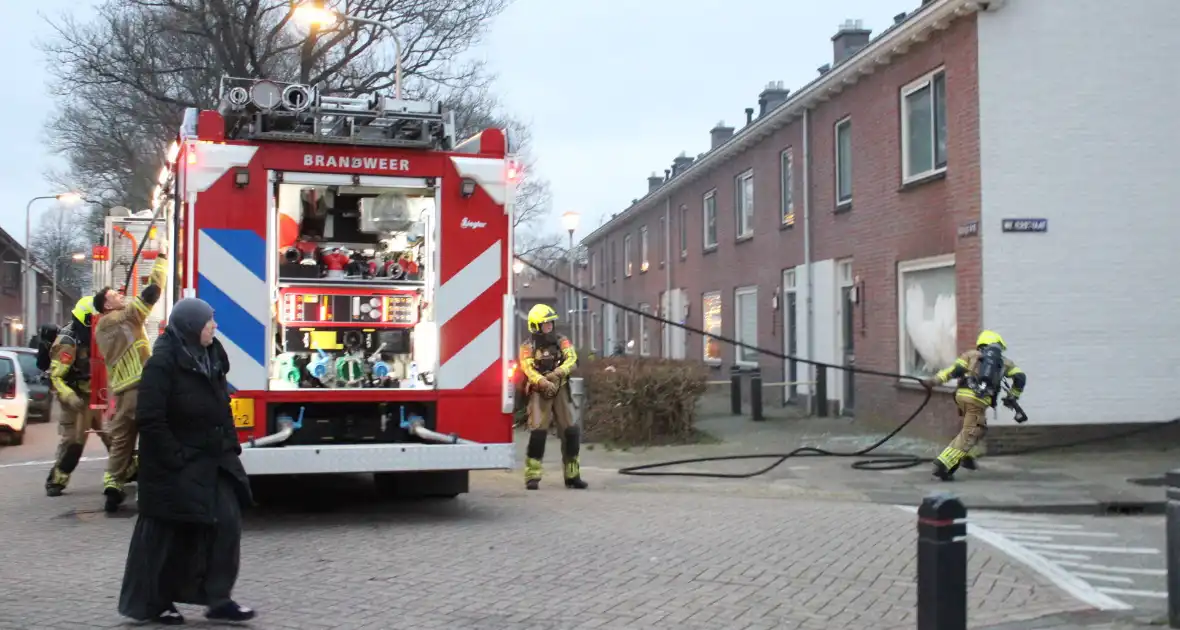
[168,298,215,375]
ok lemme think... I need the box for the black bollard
[1168,470,1180,628]
[814,365,828,417]
[917,493,968,630]
[750,369,763,422]
[730,365,742,415]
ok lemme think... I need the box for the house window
[624,308,638,354]
[780,148,795,227]
[679,205,688,257]
[703,191,717,249]
[897,254,957,378]
[901,69,948,182]
[610,240,617,282]
[835,118,852,207]
[734,286,758,365]
[658,216,666,266]
[639,303,651,356]
[735,169,754,238]
[590,311,599,352]
[623,234,633,277]
[702,291,722,363]
[639,226,649,272]
[589,251,597,287]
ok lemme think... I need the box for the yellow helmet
[976,329,1006,350]
[527,303,558,333]
[71,296,97,323]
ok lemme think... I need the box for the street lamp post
[23,192,83,342]
[51,253,88,323]
[293,3,405,100]
[561,211,581,349]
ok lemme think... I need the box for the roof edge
[582,0,984,244]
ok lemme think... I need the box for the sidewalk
[530,400,1178,513]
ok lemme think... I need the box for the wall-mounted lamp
[234,167,250,188]
[460,178,476,198]
[771,286,781,311]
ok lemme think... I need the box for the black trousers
[118,473,242,620]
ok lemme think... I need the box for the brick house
[0,227,80,346]
[576,0,1180,446]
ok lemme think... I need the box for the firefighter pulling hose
[516,257,1180,479]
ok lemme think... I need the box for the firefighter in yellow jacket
[923,330,1027,481]
[520,304,588,490]
[93,245,168,511]
[45,296,111,497]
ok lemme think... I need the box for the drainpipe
[664,197,672,357]
[802,107,815,405]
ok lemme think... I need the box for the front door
[782,269,798,405]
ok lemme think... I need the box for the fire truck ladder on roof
[217,76,456,150]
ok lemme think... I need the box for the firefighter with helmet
[520,303,589,490]
[923,329,1028,481]
[45,296,112,497]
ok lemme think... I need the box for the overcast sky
[2,0,913,246]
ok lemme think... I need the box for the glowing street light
[512,259,524,274]
[560,210,580,234]
[291,2,404,100]
[70,253,86,262]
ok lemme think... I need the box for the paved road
[969,511,1167,617]
[0,423,1104,629]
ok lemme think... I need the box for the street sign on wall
[1001,218,1048,233]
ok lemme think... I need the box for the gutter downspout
[664,197,672,357]
[802,106,815,413]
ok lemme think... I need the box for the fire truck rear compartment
[268,400,437,446]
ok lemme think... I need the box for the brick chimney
[647,173,663,193]
[671,152,694,176]
[832,19,871,65]
[757,81,791,117]
[709,121,735,149]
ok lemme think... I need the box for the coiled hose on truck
[518,258,1180,479]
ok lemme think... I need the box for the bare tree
[38,0,514,226]
[30,207,93,298]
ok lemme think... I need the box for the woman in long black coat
[118,297,256,624]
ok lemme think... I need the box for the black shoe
[525,479,540,491]
[45,484,64,497]
[564,477,589,490]
[931,461,955,482]
[155,605,185,625]
[960,456,978,471]
[104,487,126,513]
[205,601,255,622]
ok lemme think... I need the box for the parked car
[0,347,51,423]
[0,350,30,446]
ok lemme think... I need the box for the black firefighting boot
[45,443,84,497]
[960,455,978,471]
[931,460,955,482]
[103,472,126,513]
[562,427,588,489]
[525,430,546,490]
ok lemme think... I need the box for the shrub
[576,356,708,446]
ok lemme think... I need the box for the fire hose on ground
[517,258,1180,478]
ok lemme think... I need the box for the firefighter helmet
[71,296,97,324]
[975,329,1006,350]
[527,304,558,333]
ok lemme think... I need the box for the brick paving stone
[0,459,1095,629]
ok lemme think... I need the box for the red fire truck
[93,76,519,497]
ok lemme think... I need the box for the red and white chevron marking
[434,156,510,391]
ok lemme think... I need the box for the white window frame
[623,233,633,277]
[896,253,957,379]
[590,311,599,352]
[638,303,651,356]
[589,251,597,287]
[639,225,649,272]
[735,169,754,238]
[900,67,948,183]
[734,285,759,366]
[658,216,666,266]
[835,117,852,207]
[702,190,718,249]
[780,148,795,227]
[702,290,722,364]
[679,205,688,257]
